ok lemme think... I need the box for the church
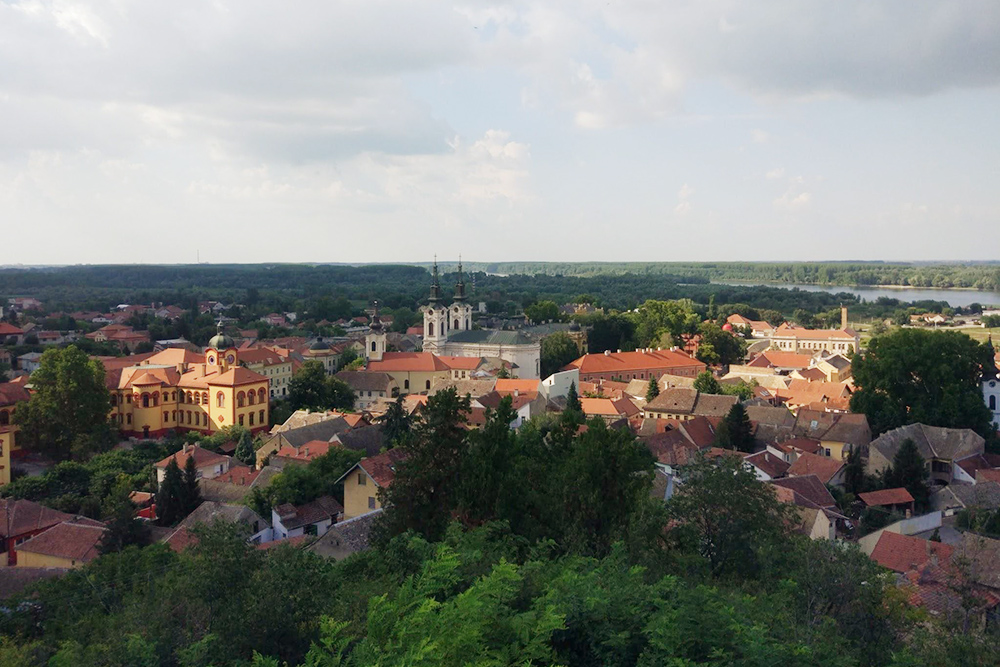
[365,261,541,379]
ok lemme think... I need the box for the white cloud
[675,183,694,214]
[773,190,812,211]
[765,167,785,180]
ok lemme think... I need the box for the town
[0,260,999,664]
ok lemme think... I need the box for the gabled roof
[208,366,268,387]
[0,381,30,407]
[366,352,450,373]
[274,496,343,530]
[871,423,985,464]
[347,448,409,488]
[494,379,541,394]
[0,323,24,336]
[177,501,264,531]
[273,418,351,448]
[858,488,914,507]
[772,323,858,341]
[870,531,954,574]
[691,393,738,417]
[16,519,106,563]
[309,508,382,559]
[335,370,395,393]
[745,451,790,479]
[770,475,836,509]
[747,351,813,370]
[154,445,229,470]
[276,440,336,462]
[0,499,73,538]
[335,425,386,457]
[787,452,844,485]
[645,388,698,413]
[565,349,705,375]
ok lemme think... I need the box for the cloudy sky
[1,1,999,265]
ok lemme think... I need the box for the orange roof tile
[858,488,914,507]
[494,379,541,394]
[787,452,843,485]
[870,531,954,574]
[366,352,449,373]
[154,445,229,470]
[565,349,705,375]
[208,366,268,386]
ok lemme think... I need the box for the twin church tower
[365,259,473,361]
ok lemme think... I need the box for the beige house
[154,444,231,486]
[642,388,737,421]
[15,519,106,569]
[240,347,294,399]
[769,323,859,355]
[365,352,453,395]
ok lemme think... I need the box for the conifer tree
[235,430,255,465]
[566,381,582,413]
[646,376,660,402]
[884,438,929,510]
[183,454,201,515]
[716,402,755,453]
[156,458,184,525]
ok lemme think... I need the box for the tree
[696,322,747,366]
[715,402,755,453]
[631,299,699,348]
[525,300,560,323]
[98,477,150,555]
[565,381,582,413]
[645,376,659,402]
[183,454,201,515]
[850,329,994,437]
[667,455,794,578]
[235,430,255,465]
[540,332,580,379]
[327,377,355,410]
[884,438,930,510]
[287,360,355,412]
[13,346,112,460]
[496,365,510,379]
[842,445,866,495]
[156,458,185,526]
[377,395,412,447]
[692,370,722,395]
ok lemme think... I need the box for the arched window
[258,388,266,403]
[216,392,225,408]
[0,410,9,426]
[259,409,265,424]
[172,410,176,421]
[249,412,255,426]
[194,392,200,405]
[428,322,434,336]
[425,380,431,390]
[404,379,410,390]
[163,411,169,422]
[454,319,459,330]
[162,392,169,403]
[187,411,192,424]
[201,392,208,404]
[237,391,246,407]
[371,341,377,352]
[152,393,159,407]
[127,394,132,404]
[238,414,244,426]
[142,394,150,408]
[248,391,255,406]
[171,392,176,401]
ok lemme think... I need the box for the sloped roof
[787,452,844,485]
[353,448,408,487]
[208,366,268,387]
[0,499,73,538]
[745,451,790,479]
[274,495,343,530]
[276,418,351,448]
[565,349,705,375]
[770,475,836,509]
[0,567,69,599]
[692,393,738,417]
[177,501,264,531]
[366,352,450,373]
[871,423,985,463]
[645,388,698,413]
[335,371,395,393]
[154,445,230,470]
[16,519,106,563]
[858,488,914,507]
[336,425,386,457]
[446,329,536,346]
[747,351,813,370]
[309,508,381,560]
[0,381,30,407]
[495,379,541,394]
[870,531,954,574]
[773,323,858,341]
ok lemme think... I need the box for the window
[153,393,158,407]
[404,379,409,390]
[142,394,150,408]
[258,388,266,403]
[358,473,366,485]
[991,395,997,411]
[239,415,244,426]
[371,341,377,352]
[454,319,459,330]
[127,414,132,425]
[248,391,255,405]
[428,322,434,336]
[172,410,176,421]
[426,380,431,390]
[259,409,265,423]
[187,411,192,424]
[237,391,246,407]
[368,496,377,509]
[201,392,208,404]
[163,411,169,422]
[249,412,255,426]
[216,392,225,408]
[162,392,169,403]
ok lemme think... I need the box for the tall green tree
[850,328,994,436]
[524,300,561,323]
[234,430,255,465]
[715,402,755,453]
[645,376,659,402]
[13,346,113,460]
[287,360,355,411]
[376,394,412,448]
[696,322,747,366]
[98,477,150,555]
[565,381,582,413]
[156,458,185,526]
[183,455,201,515]
[884,438,930,511]
[540,332,581,378]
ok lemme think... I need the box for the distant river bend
[713,282,1000,309]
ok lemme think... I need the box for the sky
[1,1,999,265]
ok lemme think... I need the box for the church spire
[429,256,442,304]
[369,299,384,332]
[454,255,466,302]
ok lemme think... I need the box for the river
[714,282,1000,309]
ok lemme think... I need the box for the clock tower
[207,319,239,372]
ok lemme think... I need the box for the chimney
[841,305,848,330]
[183,443,190,453]
[617,349,621,354]
[604,350,611,356]
[514,389,520,398]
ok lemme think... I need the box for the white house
[271,495,343,540]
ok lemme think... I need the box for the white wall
[540,368,580,400]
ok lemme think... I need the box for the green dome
[209,332,234,350]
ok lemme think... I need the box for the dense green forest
[0,393,993,666]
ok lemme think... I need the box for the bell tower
[365,300,387,362]
[207,318,238,372]
[421,257,448,354]
[450,256,473,333]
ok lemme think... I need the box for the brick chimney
[841,305,848,330]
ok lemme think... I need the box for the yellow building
[110,326,270,438]
[337,449,407,520]
[240,347,294,399]
[0,426,14,486]
[15,519,106,569]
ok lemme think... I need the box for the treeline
[456,260,1000,290]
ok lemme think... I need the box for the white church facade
[365,261,541,379]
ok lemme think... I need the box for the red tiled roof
[0,382,30,407]
[976,469,1000,484]
[154,445,229,470]
[770,475,836,509]
[745,451,791,478]
[858,488,914,507]
[208,366,269,387]
[165,527,198,553]
[438,356,482,371]
[257,535,310,550]
[565,349,705,375]
[773,323,858,341]
[276,440,336,462]
[787,452,843,485]
[870,531,954,574]
[494,379,541,394]
[366,352,450,373]
[0,499,73,538]
[214,465,260,486]
[747,351,813,370]
[779,437,824,455]
[357,448,408,487]
[0,323,24,336]
[16,519,106,563]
